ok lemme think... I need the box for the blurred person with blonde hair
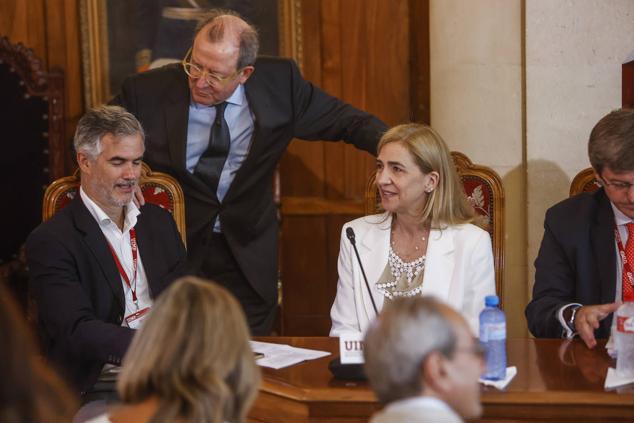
[87,276,260,423]
[330,123,495,336]
[0,284,77,423]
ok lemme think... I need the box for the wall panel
[0,0,83,174]
[279,0,428,335]
[0,0,47,60]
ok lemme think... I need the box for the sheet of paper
[250,341,331,369]
[604,367,634,389]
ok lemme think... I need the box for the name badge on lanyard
[107,228,151,327]
[125,307,151,329]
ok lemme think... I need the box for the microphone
[345,227,378,316]
[328,227,376,381]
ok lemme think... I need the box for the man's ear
[422,351,452,395]
[592,168,603,186]
[239,65,255,84]
[77,152,92,174]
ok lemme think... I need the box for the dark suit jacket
[112,58,387,306]
[26,197,187,392]
[525,189,616,339]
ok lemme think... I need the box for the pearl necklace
[377,222,430,299]
[388,247,426,286]
[376,247,427,299]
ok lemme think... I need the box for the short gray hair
[363,297,458,404]
[195,9,259,69]
[74,105,145,159]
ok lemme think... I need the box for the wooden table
[248,337,634,422]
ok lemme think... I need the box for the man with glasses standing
[526,108,634,348]
[113,9,386,335]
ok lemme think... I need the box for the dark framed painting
[80,0,303,107]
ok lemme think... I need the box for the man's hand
[574,302,620,348]
[133,184,145,208]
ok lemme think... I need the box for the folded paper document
[250,341,330,369]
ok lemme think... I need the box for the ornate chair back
[365,151,505,304]
[570,167,600,197]
[42,163,187,246]
[0,36,65,312]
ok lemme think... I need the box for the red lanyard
[107,228,139,307]
[614,226,633,291]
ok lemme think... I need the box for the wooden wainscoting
[279,0,430,335]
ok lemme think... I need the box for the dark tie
[194,102,230,192]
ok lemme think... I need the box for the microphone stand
[346,227,378,316]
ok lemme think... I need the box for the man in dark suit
[26,105,187,394]
[526,108,634,348]
[113,9,386,334]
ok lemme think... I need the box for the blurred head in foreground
[364,297,484,422]
[117,276,260,423]
[0,285,77,423]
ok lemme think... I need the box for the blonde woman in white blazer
[330,124,495,337]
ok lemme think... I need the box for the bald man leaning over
[113,9,387,335]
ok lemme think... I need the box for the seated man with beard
[26,105,187,396]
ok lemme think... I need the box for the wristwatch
[567,305,581,333]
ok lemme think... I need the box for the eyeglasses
[598,176,634,192]
[181,47,242,87]
[454,343,486,360]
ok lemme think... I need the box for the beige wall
[525,0,634,301]
[430,0,525,336]
[430,0,634,337]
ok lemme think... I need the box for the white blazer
[330,213,496,336]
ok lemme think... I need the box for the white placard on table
[339,331,365,364]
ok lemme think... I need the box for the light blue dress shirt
[186,84,255,231]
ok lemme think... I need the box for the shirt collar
[190,83,245,109]
[226,83,245,106]
[382,396,459,416]
[79,186,140,232]
[610,201,633,226]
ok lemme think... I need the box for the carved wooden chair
[0,36,65,312]
[365,151,505,304]
[42,163,187,246]
[570,167,600,197]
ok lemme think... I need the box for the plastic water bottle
[615,301,634,378]
[479,295,506,380]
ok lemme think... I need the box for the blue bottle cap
[485,295,499,307]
